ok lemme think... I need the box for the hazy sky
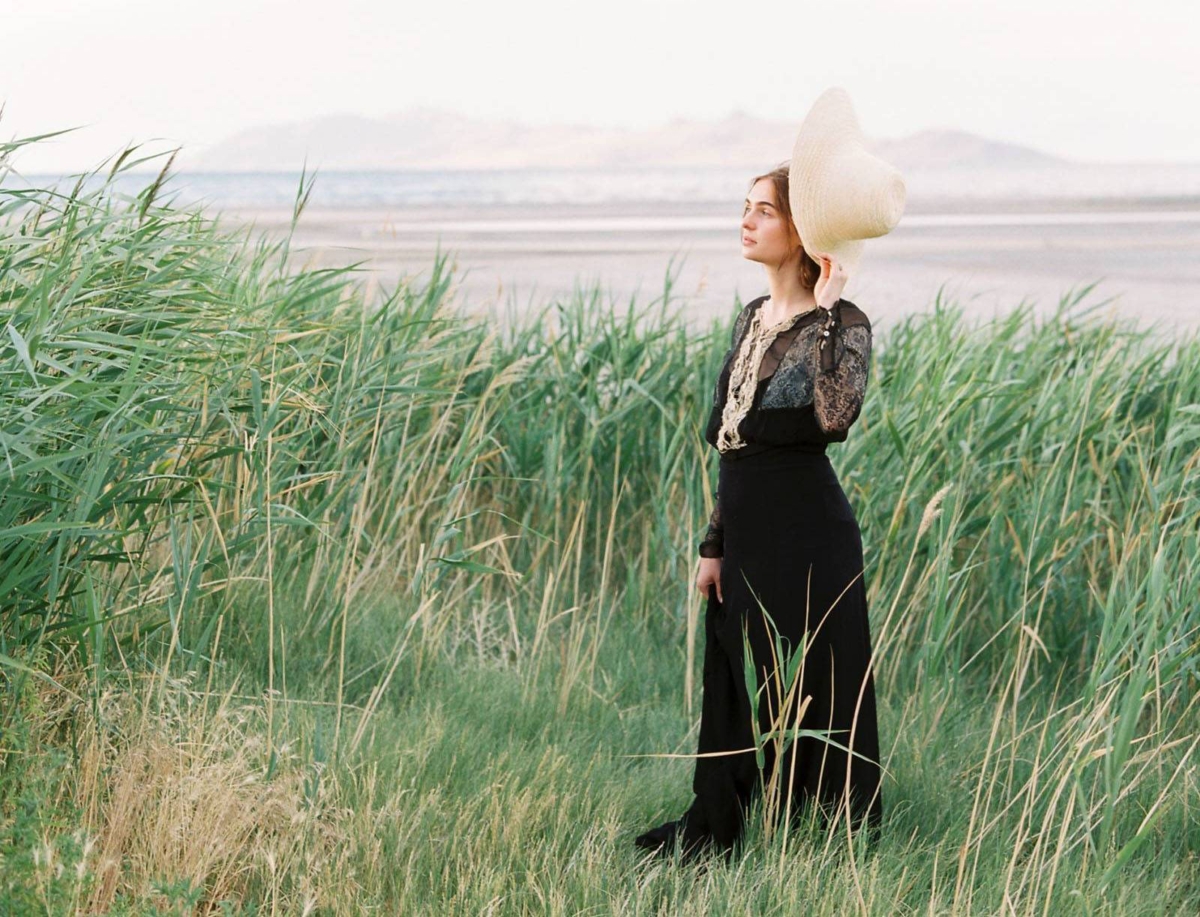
[3,0,1197,172]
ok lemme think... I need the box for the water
[11,162,1200,211]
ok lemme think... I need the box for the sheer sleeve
[698,488,723,558]
[731,299,756,346]
[813,301,872,435]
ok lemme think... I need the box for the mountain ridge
[181,108,1069,173]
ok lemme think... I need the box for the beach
[215,197,1200,341]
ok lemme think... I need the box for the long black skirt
[679,443,883,855]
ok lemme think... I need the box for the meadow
[2,132,1199,915]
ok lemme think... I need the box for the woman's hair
[748,162,822,290]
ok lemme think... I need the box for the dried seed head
[917,484,953,539]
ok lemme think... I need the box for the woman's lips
[742,238,755,245]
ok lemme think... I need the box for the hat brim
[788,87,904,282]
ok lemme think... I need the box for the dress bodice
[698,294,873,558]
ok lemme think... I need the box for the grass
[2,129,1199,914]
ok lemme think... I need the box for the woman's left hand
[813,254,848,309]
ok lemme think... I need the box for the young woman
[634,162,883,863]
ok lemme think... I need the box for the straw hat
[788,87,906,279]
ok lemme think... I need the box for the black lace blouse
[698,295,872,559]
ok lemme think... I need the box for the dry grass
[23,673,351,914]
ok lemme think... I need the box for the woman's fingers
[695,563,723,603]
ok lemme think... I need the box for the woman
[634,162,883,863]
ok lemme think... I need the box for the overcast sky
[3,0,1197,173]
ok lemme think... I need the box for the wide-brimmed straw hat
[788,87,906,279]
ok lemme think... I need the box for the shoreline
[211,194,1200,222]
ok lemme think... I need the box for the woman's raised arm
[813,303,872,435]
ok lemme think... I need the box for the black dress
[635,294,883,861]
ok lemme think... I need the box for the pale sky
[3,0,1197,173]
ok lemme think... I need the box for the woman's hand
[813,253,848,309]
[696,557,723,603]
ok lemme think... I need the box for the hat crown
[787,87,906,277]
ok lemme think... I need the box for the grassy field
[2,133,1200,915]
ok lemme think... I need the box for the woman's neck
[760,289,819,326]
[760,263,818,324]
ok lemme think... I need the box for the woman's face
[741,178,800,267]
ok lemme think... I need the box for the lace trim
[716,302,813,452]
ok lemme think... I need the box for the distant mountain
[876,128,1063,169]
[182,107,1068,173]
